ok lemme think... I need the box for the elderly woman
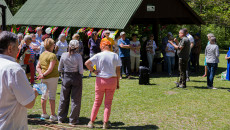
[146,34,158,73]
[17,33,24,47]
[85,40,121,129]
[101,30,115,52]
[72,33,84,56]
[30,33,41,68]
[16,35,35,84]
[87,31,101,77]
[36,38,59,121]
[55,33,68,61]
[203,33,215,77]
[130,33,141,74]
[57,40,83,125]
[205,37,219,89]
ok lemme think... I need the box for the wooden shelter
[9,0,204,43]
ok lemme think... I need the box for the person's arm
[85,60,99,75]
[118,40,130,49]
[13,69,39,109]
[205,46,207,57]
[116,66,120,89]
[216,46,220,58]
[78,55,84,74]
[168,40,183,50]
[58,56,64,73]
[88,39,91,49]
[25,88,39,109]
[225,54,230,60]
[174,38,179,45]
[190,42,194,49]
[55,42,59,54]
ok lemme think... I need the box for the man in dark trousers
[168,29,190,88]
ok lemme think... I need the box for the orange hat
[100,40,112,49]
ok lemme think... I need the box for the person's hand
[93,70,100,75]
[174,38,178,43]
[33,88,39,97]
[37,73,44,80]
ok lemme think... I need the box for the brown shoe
[88,121,94,129]
[103,122,111,129]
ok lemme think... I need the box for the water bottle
[33,83,47,95]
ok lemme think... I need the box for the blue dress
[226,47,230,80]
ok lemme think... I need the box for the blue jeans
[147,52,154,73]
[167,56,175,74]
[207,63,218,87]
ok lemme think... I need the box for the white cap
[104,30,110,34]
[168,32,173,36]
[120,31,126,36]
[45,27,52,34]
[69,40,79,49]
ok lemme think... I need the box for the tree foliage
[186,0,230,26]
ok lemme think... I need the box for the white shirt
[0,54,35,130]
[166,43,176,57]
[130,41,141,57]
[89,51,122,78]
[31,40,40,54]
[56,40,68,56]
[186,33,194,43]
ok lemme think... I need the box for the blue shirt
[118,38,130,57]
[35,33,43,43]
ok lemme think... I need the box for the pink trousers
[90,77,117,122]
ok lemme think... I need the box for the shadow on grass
[94,120,159,129]
[28,114,57,125]
[112,125,159,129]
[193,86,230,90]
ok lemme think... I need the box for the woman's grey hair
[0,31,18,54]
[24,35,32,41]
[36,27,42,32]
[17,33,24,38]
[207,33,214,38]
[58,33,66,41]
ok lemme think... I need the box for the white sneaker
[50,115,58,121]
[41,114,50,119]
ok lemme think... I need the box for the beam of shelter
[8,0,143,29]
[0,0,13,25]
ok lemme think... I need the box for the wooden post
[152,20,159,46]
[0,4,6,31]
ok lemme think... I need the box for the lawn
[28,51,230,130]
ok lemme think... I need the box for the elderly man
[118,31,132,79]
[168,29,190,88]
[35,27,43,43]
[0,31,38,129]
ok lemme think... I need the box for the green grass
[28,51,230,129]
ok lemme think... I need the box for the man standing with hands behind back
[168,29,190,88]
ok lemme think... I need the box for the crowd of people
[0,26,223,129]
